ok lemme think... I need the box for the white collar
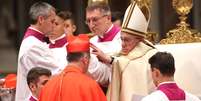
[32,95,38,100]
[50,34,66,44]
[158,81,176,87]
[106,24,114,33]
[29,26,44,35]
[28,94,38,101]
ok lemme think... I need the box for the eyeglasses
[85,15,107,25]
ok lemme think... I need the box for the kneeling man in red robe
[39,34,107,101]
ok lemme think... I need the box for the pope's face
[121,32,141,55]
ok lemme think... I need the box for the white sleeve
[87,54,111,86]
[20,45,61,75]
[185,92,201,101]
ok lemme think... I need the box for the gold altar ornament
[160,0,201,44]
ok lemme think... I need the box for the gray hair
[29,2,55,24]
[86,1,111,16]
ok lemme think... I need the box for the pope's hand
[90,43,112,64]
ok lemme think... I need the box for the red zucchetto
[66,34,90,53]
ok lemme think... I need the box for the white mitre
[121,1,150,38]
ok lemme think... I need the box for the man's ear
[63,23,69,33]
[29,83,36,92]
[153,68,161,78]
[63,23,67,29]
[81,55,90,65]
[38,16,44,25]
[80,56,87,64]
[72,25,76,33]
[107,15,111,21]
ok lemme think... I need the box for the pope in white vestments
[108,2,158,101]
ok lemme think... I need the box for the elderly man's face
[121,32,141,55]
[86,9,111,36]
[40,10,56,35]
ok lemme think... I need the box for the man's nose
[121,41,126,47]
[53,23,56,27]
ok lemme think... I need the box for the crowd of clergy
[0,1,200,101]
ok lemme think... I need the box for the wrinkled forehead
[121,31,133,38]
[86,9,103,18]
[45,10,56,19]
[121,31,142,39]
